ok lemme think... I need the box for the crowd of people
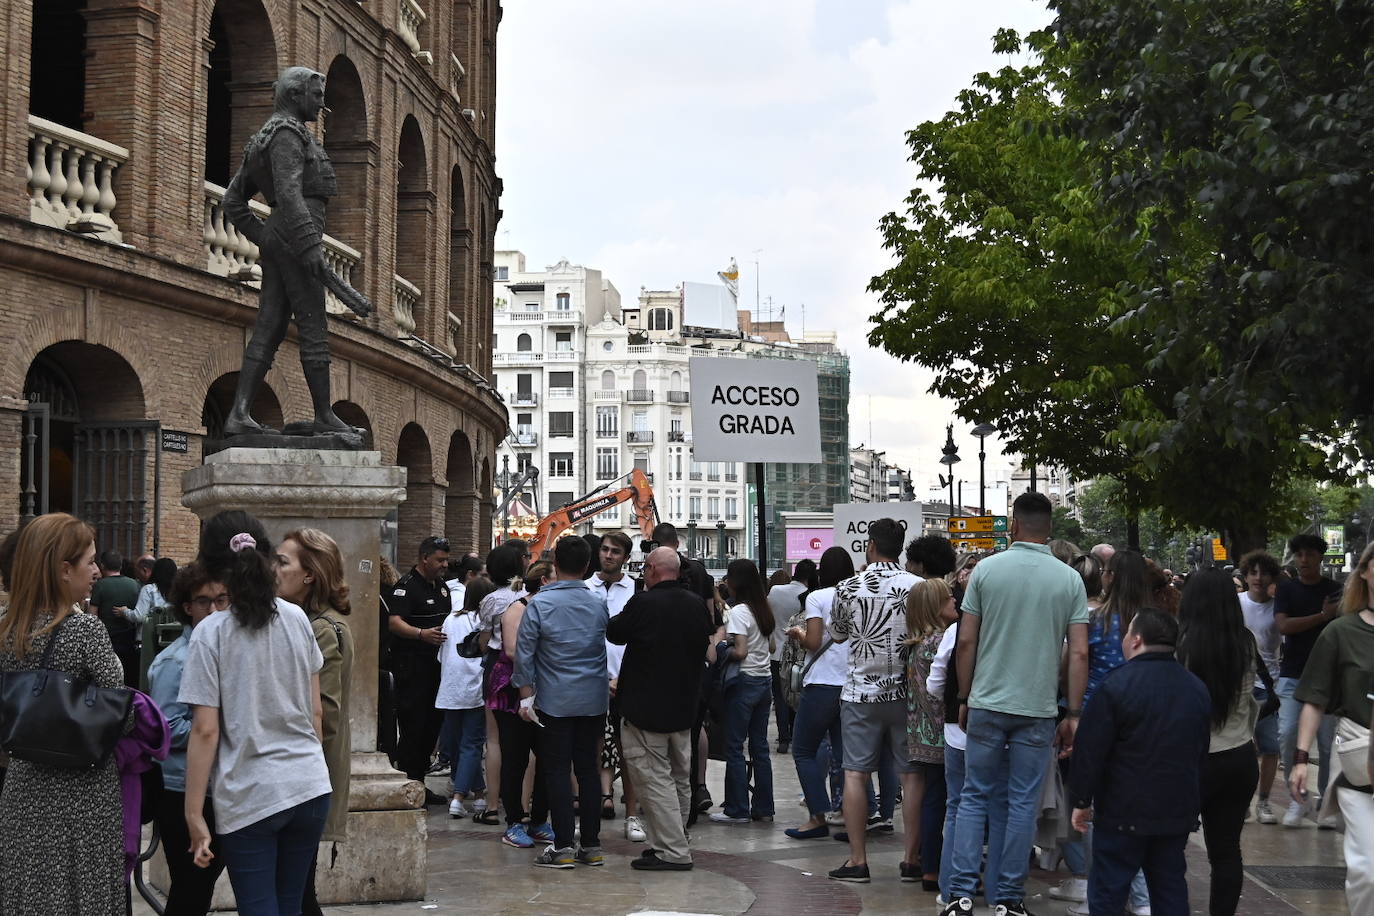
[0,494,1371,916]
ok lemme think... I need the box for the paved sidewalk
[133,752,1349,915]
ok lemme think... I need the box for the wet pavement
[133,750,1351,915]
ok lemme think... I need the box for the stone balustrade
[393,274,421,335]
[398,0,426,56]
[203,182,361,313]
[27,115,130,243]
[450,53,465,99]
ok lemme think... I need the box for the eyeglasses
[189,594,232,611]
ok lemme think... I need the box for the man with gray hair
[606,547,714,871]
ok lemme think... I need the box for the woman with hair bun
[179,510,332,916]
[275,527,355,916]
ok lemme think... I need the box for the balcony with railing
[510,392,538,407]
[392,274,421,335]
[596,427,619,439]
[625,389,654,403]
[668,430,686,442]
[627,431,654,445]
[593,390,620,400]
[596,468,619,481]
[545,387,575,399]
[689,472,703,481]
[506,310,543,322]
[667,390,690,404]
[450,52,466,99]
[495,351,544,365]
[398,0,429,60]
[510,432,538,448]
[545,350,578,362]
[725,472,739,482]
[28,115,129,243]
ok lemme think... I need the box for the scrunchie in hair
[229,532,258,553]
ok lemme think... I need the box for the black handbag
[457,611,485,659]
[0,618,133,768]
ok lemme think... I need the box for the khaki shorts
[840,699,916,774]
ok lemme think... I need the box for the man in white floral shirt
[827,518,919,884]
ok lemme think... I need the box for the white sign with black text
[687,356,822,462]
[832,502,925,570]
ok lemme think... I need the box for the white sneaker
[709,812,750,825]
[1256,799,1278,824]
[448,798,471,819]
[1282,799,1306,827]
[1127,904,1152,915]
[1066,902,1090,916]
[625,815,646,842]
[1048,877,1088,902]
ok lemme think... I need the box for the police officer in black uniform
[386,536,452,803]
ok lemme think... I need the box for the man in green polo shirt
[941,492,1090,916]
[88,550,142,687]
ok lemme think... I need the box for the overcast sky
[495,0,1053,493]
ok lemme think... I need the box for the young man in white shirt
[1238,549,1282,824]
[585,531,643,840]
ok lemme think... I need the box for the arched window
[600,369,615,390]
[670,370,682,390]
[203,0,279,186]
[448,163,471,359]
[517,333,532,352]
[395,115,430,331]
[649,308,674,331]
[632,369,647,390]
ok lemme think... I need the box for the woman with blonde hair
[904,577,955,888]
[275,527,354,916]
[1289,541,1374,912]
[0,513,126,915]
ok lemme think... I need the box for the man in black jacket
[1069,609,1211,915]
[607,547,714,871]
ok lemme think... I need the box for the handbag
[457,612,485,659]
[0,618,133,768]
[785,636,835,709]
[1334,716,1371,789]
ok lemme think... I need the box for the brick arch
[396,421,439,558]
[3,304,165,421]
[186,344,306,431]
[203,0,282,186]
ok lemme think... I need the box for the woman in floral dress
[906,577,957,890]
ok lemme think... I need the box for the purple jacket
[116,690,170,879]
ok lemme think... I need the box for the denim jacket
[512,579,609,718]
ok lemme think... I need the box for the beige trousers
[620,720,693,864]
[1338,787,1374,914]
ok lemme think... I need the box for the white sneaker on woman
[1048,878,1087,902]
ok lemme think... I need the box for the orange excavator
[530,468,659,558]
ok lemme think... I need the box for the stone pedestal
[165,447,427,905]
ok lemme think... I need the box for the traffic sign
[946,515,1008,534]
[950,535,1009,552]
[1209,537,1228,563]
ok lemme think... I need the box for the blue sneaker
[501,824,534,848]
[529,822,555,843]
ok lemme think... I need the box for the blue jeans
[1060,759,1149,908]
[792,685,843,817]
[443,707,487,796]
[724,673,774,818]
[1090,829,1190,915]
[941,744,1006,902]
[948,709,1054,904]
[218,793,331,916]
[1277,676,1335,792]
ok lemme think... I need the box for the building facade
[491,251,620,520]
[6,0,507,562]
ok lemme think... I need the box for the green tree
[868,27,1332,555]
[1051,505,1086,547]
[1049,0,1374,478]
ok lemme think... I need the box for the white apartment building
[849,446,888,503]
[491,251,620,517]
[584,292,747,561]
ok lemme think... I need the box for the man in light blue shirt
[942,492,1090,916]
[514,536,610,868]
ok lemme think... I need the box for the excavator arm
[531,468,659,558]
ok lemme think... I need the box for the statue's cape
[241,113,315,167]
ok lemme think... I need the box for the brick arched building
[0,0,507,562]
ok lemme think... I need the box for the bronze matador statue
[222,66,372,441]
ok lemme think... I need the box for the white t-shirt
[478,586,525,653]
[928,625,964,750]
[1239,592,1280,687]
[586,574,637,678]
[801,587,846,687]
[726,603,773,677]
[767,580,808,661]
[437,611,484,709]
[179,598,331,835]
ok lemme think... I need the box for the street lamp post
[940,424,961,519]
[497,454,513,541]
[971,422,996,515]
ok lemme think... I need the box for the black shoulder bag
[0,618,133,768]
